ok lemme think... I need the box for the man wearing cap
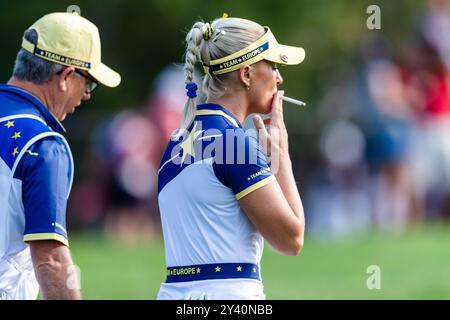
[0,12,120,300]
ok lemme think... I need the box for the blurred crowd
[306,0,450,239]
[68,0,450,244]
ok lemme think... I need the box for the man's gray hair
[12,29,64,84]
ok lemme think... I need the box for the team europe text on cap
[21,12,121,87]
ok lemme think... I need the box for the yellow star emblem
[178,122,222,164]
[12,132,21,140]
[12,147,19,157]
[215,266,221,273]
[179,122,204,164]
[252,267,257,273]
[236,266,242,272]
[196,268,201,274]
[5,121,14,128]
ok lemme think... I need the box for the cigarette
[282,95,306,107]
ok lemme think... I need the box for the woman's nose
[276,70,284,85]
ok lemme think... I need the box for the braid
[184,31,200,84]
[172,23,205,140]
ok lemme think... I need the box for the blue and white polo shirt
[158,103,275,272]
[0,84,73,298]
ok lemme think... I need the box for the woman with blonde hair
[157,15,306,300]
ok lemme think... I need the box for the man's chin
[59,100,81,121]
[59,113,67,121]
[61,106,78,121]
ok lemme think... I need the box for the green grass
[69,224,450,299]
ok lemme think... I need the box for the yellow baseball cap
[21,12,121,87]
[203,27,305,76]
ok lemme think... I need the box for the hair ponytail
[172,23,206,140]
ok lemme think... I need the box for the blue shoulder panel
[0,116,50,170]
[157,103,273,197]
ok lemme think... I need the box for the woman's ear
[57,67,75,92]
[239,65,252,89]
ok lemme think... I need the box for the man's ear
[238,65,252,89]
[57,67,75,92]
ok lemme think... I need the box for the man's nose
[83,92,91,101]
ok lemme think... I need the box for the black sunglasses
[74,69,100,94]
